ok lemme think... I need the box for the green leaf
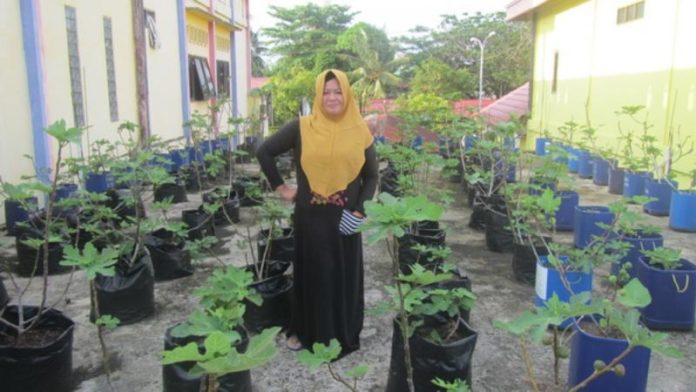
[345,364,369,378]
[1,183,34,201]
[161,341,206,365]
[194,327,281,376]
[95,315,120,329]
[296,339,342,370]
[617,278,652,308]
[44,119,84,144]
[59,243,119,280]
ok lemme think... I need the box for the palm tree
[340,28,403,114]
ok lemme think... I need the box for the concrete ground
[1,169,695,391]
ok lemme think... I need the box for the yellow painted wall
[145,0,185,141]
[0,0,40,223]
[41,0,138,155]
[525,0,696,185]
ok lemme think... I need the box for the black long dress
[256,118,378,356]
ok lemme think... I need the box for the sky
[249,0,512,37]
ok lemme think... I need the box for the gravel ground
[1,171,695,392]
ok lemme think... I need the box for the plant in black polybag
[0,119,84,392]
[161,265,280,391]
[361,193,478,392]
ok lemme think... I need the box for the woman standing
[256,69,378,357]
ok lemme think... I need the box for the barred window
[65,6,85,127]
[617,1,645,24]
[103,17,119,122]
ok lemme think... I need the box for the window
[65,6,85,127]
[216,60,230,98]
[617,1,645,24]
[103,17,119,121]
[189,55,215,101]
[145,10,161,49]
[552,51,559,94]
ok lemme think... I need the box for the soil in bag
[0,306,75,392]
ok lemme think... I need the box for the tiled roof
[452,99,494,117]
[365,98,494,117]
[480,82,530,125]
[250,77,269,90]
[364,114,439,143]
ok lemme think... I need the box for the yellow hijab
[300,69,374,198]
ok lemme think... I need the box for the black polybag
[14,228,68,277]
[162,324,252,392]
[385,316,478,392]
[244,274,293,333]
[512,240,549,285]
[91,253,155,325]
[257,228,294,263]
[485,209,514,253]
[182,208,216,241]
[144,229,193,281]
[154,182,188,204]
[397,222,446,274]
[0,278,9,309]
[202,189,241,225]
[0,306,75,392]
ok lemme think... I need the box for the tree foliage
[251,31,267,77]
[268,66,315,125]
[410,58,475,100]
[337,23,402,112]
[262,4,356,72]
[257,7,531,124]
[398,12,531,98]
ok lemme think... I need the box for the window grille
[617,1,645,24]
[103,17,119,122]
[65,6,85,127]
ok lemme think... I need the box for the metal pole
[471,31,495,111]
[479,43,484,110]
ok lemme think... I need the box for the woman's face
[322,78,344,116]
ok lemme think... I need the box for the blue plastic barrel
[574,206,614,248]
[669,190,696,232]
[644,178,677,216]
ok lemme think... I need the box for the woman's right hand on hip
[275,184,297,202]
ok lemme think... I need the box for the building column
[19,0,51,183]
[208,0,219,134]
[177,0,191,141]
[229,0,240,147]
[132,0,151,142]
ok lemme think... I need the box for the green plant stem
[326,363,357,392]
[444,316,461,342]
[205,375,216,392]
[23,140,67,333]
[90,281,115,391]
[519,339,541,392]
[552,329,560,386]
[390,237,415,392]
[567,346,634,392]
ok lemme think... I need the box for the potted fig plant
[362,193,478,392]
[0,119,83,392]
[161,265,280,392]
[636,246,696,331]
